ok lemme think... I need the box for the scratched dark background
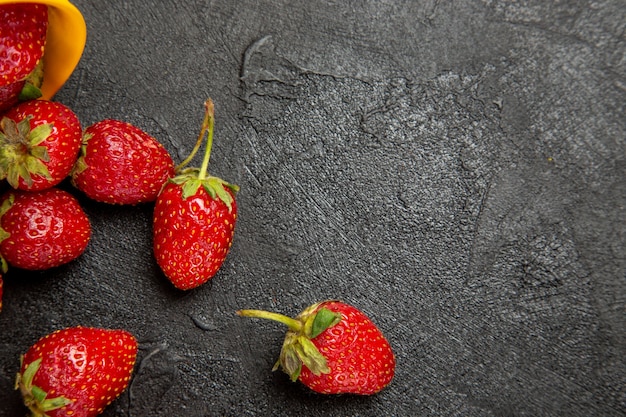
[1,0,625,416]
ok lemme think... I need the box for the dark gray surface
[1,0,625,416]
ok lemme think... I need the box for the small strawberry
[0,81,25,115]
[70,119,175,205]
[153,99,238,290]
[15,326,138,417]
[0,3,48,111]
[0,187,91,271]
[0,100,82,190]
[237,300,396,395]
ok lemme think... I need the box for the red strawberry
[15,326,138,417]
[153,99,238,290]
[0,4,48,110]
[0,187,91,270]
[0,100,82,190]
[0,81,25,114]
[237,300,396,395]
[70,119,175,205]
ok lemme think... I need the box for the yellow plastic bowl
[0,0,86,100]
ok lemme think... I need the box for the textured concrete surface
[1,0,625,416]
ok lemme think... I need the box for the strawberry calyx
[15,357,71,417]
[169,168,239,210]
[0,192,13,273]
[19,60,44,102]
[237,302,342,381]
[0,191,13,242]
[0,115,53,188]
[69,131,93,177]
[0,255,7,274]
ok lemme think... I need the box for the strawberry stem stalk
[237,306,341,380]
[197,100,214,180]
[236,309,303,332]
[175,99,215,174]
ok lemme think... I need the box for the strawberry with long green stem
[237,300,396,395]
[153,99,238,290]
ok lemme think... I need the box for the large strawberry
[0,3,48,112]
[237,300,396,395]
[15,326,138,417]
[0,100,82,190]
[0,187,91,270]
[71,119,175,205]
[153,99,238,290]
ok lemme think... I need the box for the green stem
[175,99,215,173]
[236,309,303,332]
[197,99,215,180]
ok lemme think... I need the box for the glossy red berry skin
[0,4,48,110]
[237,300,396,395]
[153,180,237,290]
[0,3,47,85]
[17,326,138,417]
[298,301,396,395]
[0,81,24,114]
[1,100,82,190]
[0,188,91,270]
[71,119,175,205]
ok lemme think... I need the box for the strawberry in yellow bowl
[0,0,86,112]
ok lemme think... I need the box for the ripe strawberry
[0,81,25,115]
[0,188,91,270]
[0,4,48,111]
[70,119,175,205]
[153,99,238,290]
[237,300,396,395]
[15,326,138,417]
[0,100,82,190]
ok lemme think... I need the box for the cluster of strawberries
[2,3,396,416]
[0,4,239,296]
